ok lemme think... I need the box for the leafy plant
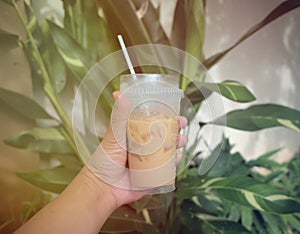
[177,138,300,233]
[1,0,300,233]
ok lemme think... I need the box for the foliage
[177,139,300,233]
[1,0,300,233]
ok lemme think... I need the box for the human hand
[86,91,187,207]
[15,91,187,234]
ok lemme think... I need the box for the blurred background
[204,0,300,162]
[0,0,299,232]
[0,1,41,233]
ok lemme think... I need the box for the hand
[15,91,187,234]
[86,91,187,207]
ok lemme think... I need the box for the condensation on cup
[120,74,182,194]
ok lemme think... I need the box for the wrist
[79,166,119,215]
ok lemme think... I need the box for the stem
[13,0,90,164]
[141,209,152,224]
[76,0,83,44]
[68,4,76,37]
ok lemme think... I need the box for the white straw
[117,34,136,75]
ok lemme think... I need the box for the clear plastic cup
[120,74,182,194]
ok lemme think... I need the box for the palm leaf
[48,21,92,80]
[4,127,74,154]
[0,88,53,120]
[17,166,78,193]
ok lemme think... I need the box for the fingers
[178,116,188,129]
[177,116,187,148]
[112,91,130,118]
[176,151,182,165]
[112,91,121,101]
[108,91,131,148]
[177,134,187,148]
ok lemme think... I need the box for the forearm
[15,167,117,234]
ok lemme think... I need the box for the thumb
[104,91,130,149]
[112,91,121,101]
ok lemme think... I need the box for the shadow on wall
[204,0,300,161]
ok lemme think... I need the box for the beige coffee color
[127,111,178,189]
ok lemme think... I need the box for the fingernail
[112,91,120,101]
[179,117,188,128]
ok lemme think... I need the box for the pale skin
[15,92,187,234]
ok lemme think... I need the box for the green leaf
[129,195,164,213]
[62,0,74,36]
[101,205,159,234]
[17,166,78,193]
[284,214,300,232]
[240,206,253,231]
[62,0,76,6]
[201,218,250,234]
[185,80,256,105]
[228,206,241,222]
[258,169,287,183]
[172,0,206,86]
[261,212,282,234]
[203,0,300,69]
[0,219,13,230]
[247,148,283,169]
[50,154,82,170]
[81,1,106,60]
[0,88,53,119]
[257,148,283,161]
[4,127,74,154]
[177,176,300,214]
[205,80,256,103]
[47,45,66,93]
[0,0,14,6]
[78,1,119,121]
[204,138,249,177]
[60,1,116,123]
[131,196,152,213]
[171,0,188,50]
[24,2,39,35]
[48,21,92,80]
[209,104,300,132]
[252,211,267,233]
[181,200,250,233]
[198,140,226,176]
[97,15,117,59]
[196,193,224,216]
[40,22,66,93]
[0,29,19,48]
[184,82,212,105]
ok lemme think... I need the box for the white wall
[204,0,300,161]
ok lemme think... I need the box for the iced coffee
[127,109,178,191]
[120,74,182,194]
